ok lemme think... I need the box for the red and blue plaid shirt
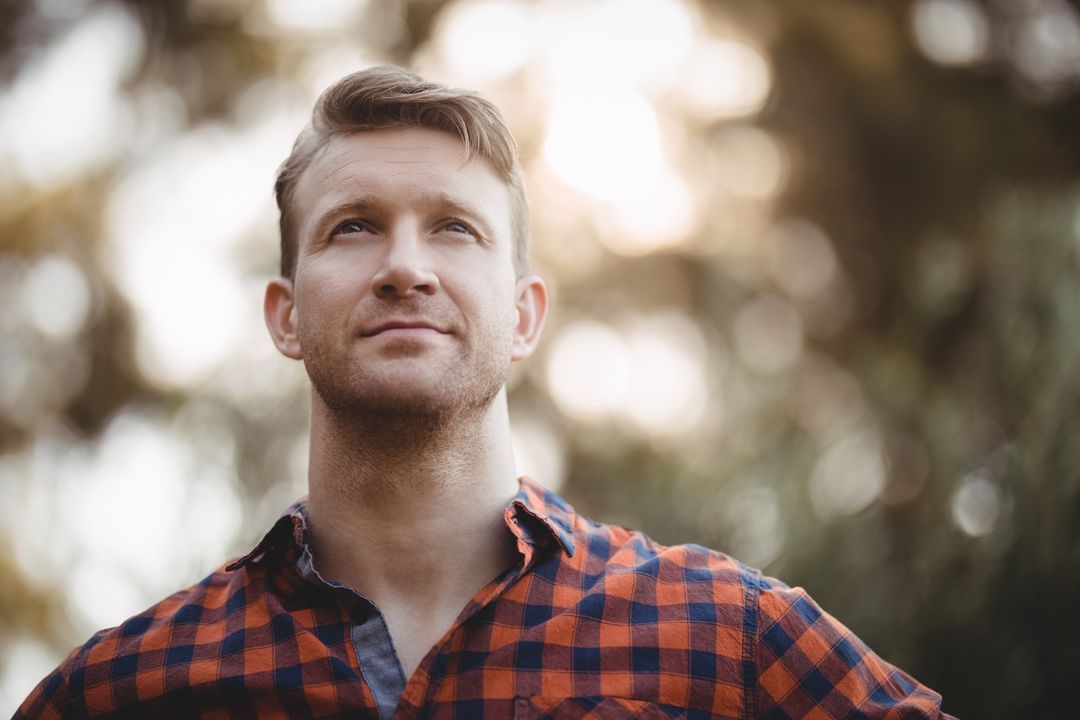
[17,476,954,718]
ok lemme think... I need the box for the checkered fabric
[16,476,954,718]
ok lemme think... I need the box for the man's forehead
[300,129,501,196]
[292,127,513,234]
[304,128,478,185]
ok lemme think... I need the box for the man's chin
[303,347,510,422]
[312,375,502,421]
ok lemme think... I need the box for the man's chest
[326,564,748,718]
[389,613,745,719]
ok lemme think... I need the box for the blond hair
[274,66,529,277]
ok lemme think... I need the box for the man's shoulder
[75,561,248,666]
[569,511,760,590]
[16,561,253,718]
[572,514,859,626]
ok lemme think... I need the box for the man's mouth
[362,321,447,337]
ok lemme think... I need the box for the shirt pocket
[513,695,683,719]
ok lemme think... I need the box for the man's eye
[442,221,474,236]
[333,220,370,236]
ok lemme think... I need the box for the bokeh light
[951,470,1005,537]
[546,321,631,423]
[0,4,142,189]
[543,87,664,202]
[17,255,92,340]
[1009,0,1080,96]
[592,165,698,256]
[511,416,566,491]
[810,431,888,521]
[103,104,298,386]
[545,314,708,436]
[264,0,371,33]
[711,126,789,200]
[540,0,697,92]
[719,485,786,568]
[911,0,990,67]
[620,313,709,437]
[678,38,772,119]
[433,0,535,84]
[0,639,55,716]
[768,219,840,302]
[732,294,804,374]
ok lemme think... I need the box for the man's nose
[370,231,440,298]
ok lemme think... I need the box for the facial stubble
[299,308,515,432]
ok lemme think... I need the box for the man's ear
[264,277,303,360]
[511,275,550,362]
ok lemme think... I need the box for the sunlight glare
[546,321,631,423]
[0,5,143,188]
[622,314,708,436]
[542,0,696,91]
[594,165,697,256]
[434,0,534,83]
[265,0,369,31]
[679,38,772,120]
[300,46,381,101]
[9,435,82,587]
[67,559,146,634]
[61,413,189,590]
[543,88,664,202]
[105,115,292,387]
[38,407,245,636]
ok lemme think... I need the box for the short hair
[274,66,529,278]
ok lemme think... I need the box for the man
[17,67,955,719]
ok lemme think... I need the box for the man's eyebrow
[422,192,495,231]
[303,198,377,242]
[313,198,376,224]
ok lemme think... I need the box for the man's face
[265,127,545,418]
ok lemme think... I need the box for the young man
[18,67,955,719]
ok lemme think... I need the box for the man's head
[274,65,530,279]
[263,67,547,422]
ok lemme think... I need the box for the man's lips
[362,321,448,337]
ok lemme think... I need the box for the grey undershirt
[297,546,406,720]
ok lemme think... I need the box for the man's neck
[303,388,521,615]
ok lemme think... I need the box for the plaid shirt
[17,476,954,719]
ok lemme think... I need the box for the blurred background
[2,0,1079,716]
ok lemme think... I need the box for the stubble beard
[297,298,519,502]
[300,324,512,436]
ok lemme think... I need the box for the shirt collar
[509,475,577,558]
[227,476,576,572]
[225,498,308,571]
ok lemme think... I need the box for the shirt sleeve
[752,578,957,719]
[12,664,73,720]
